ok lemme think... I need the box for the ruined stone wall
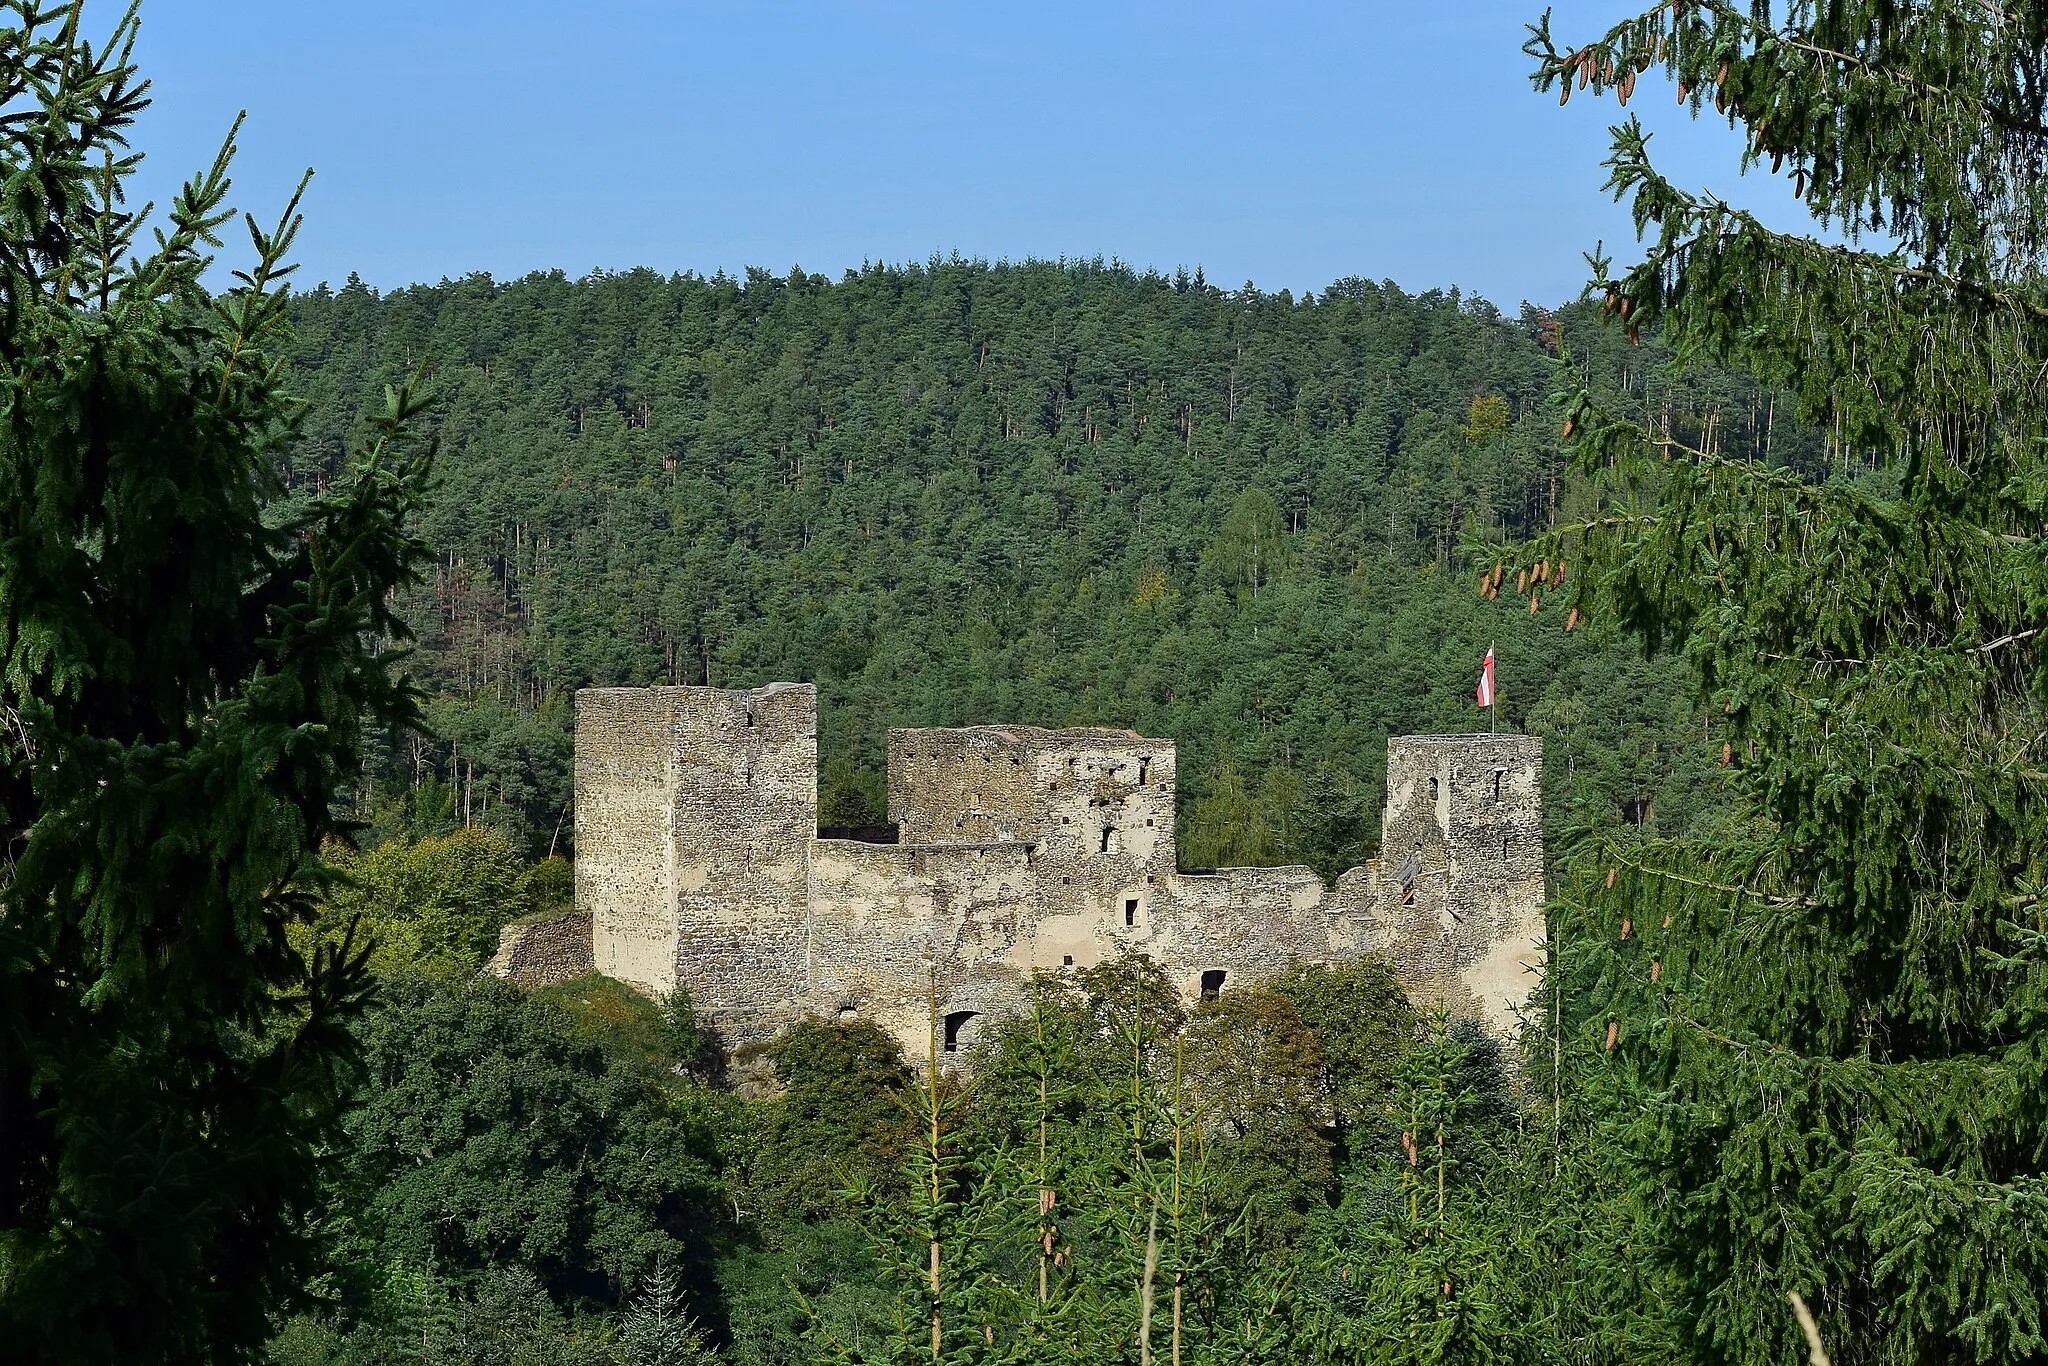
[668,682,817,1043]
[486,910,594,989]
[576,689,682,996]
[888,727,1176,869]
[1373,735,1544,1030]
[1148,866,1334,1000]
[562,683,1545,1059]
[808,837,1036,1057]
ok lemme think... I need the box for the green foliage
[620,1262,720,1366]
[0,5,433,1360]
[1266,959,1417,1138]
[749,1018,915,1219]
[268,1260,617,1366]
[275,259,1795,877]
[1520,4,2048,1362]
[313,827,534,977]
[1312,1012,1524,1366]
[326,975,735,1315]
[815,968,1315,1365]
[1462,395,1510,447]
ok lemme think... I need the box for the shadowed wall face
[578,689,683,996]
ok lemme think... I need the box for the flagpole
[1489,642,1496,734]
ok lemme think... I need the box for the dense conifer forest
[242,261,1819,1364]
[285,262,1799,873]
[10,3,2044,1365]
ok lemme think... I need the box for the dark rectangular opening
[1124,898,1139,927]
[1099,827,1114,853]
[1200,969,1226,1000]
[1492,769,1503,803]
[818,823,900,844]
[1138,757,1151,785]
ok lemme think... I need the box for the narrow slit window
[1100,827,1114,853]
[1124,898,1139,927]
[1138,757,1151,785]
[1199,970,1227,1001]
[1492,769,1503,803]
[1429,776,1440,803]
[943,1010,980,1053]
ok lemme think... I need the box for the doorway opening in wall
[943,1010,981,1053]
[1199,970,1226,1001]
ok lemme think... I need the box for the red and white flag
[1476,648,1496,709]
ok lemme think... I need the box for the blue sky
[127,1,1787,306]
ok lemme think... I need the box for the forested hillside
[284,261,1800,872]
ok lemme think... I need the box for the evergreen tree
[1523,3,2048,1361]
[0,4,433,1359]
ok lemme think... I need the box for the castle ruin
[516,682,1544,1059]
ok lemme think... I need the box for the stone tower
[1374,734,1545,1027]
[576,683,817,1039]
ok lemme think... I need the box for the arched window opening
[943,1010,981,1053]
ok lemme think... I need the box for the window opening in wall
[1429,776,1440,803]
[744,708,754,729]
[1063,954,1073,966]
[943,1010,980,1053]
[1492,769,1503,803]
[1138,757,1151,785]
[1200,970,1227,1001]
[1503,835,1511,862]
[1125,898,1139,927]
[1100,827,1114,853]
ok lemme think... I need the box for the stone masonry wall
[576,689,681,997]
[486,910,594,989]
[543,684,1545,1061]
[667,682,817,1043]
[1373,735,1545,1027]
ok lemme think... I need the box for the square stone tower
[1376,733,1544,1027]
[575,683,817,1036]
